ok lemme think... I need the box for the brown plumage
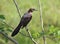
[11,8,37,37]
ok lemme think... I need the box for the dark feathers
[11,14,32,37]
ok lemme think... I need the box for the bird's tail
[11,23,21,37]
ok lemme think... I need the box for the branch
[0,31,18,44]
[25,27,38,44]
[13,0,38,44]
[38,0,46,44]
[13,0,21,18]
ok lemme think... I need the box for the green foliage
[0,14,12,43]
[0,15,5,20]
[0,14,5,31]
[0,39,6,44]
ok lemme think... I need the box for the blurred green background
[0,0,60,44]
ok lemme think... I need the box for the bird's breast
[24,13,32,18]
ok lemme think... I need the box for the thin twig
[13,0,21,18]
[25,27,38,44]
[0,31,18,44]
[38,0,46,44]
[13,0,38,44]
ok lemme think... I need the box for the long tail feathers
[11,24,21,37]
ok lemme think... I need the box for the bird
[11,8,37,37]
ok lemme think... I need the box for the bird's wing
[20,15,32,27]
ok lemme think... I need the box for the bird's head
[28,8,37,13]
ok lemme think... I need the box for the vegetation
[0,0,60,44]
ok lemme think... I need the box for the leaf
[6,28,12,32]
[0,15,5,20]
[0,27,5,32]
[4,33,8,43]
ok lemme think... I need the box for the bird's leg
[25,26,28,31]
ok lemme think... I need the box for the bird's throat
[29,12,32,15]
